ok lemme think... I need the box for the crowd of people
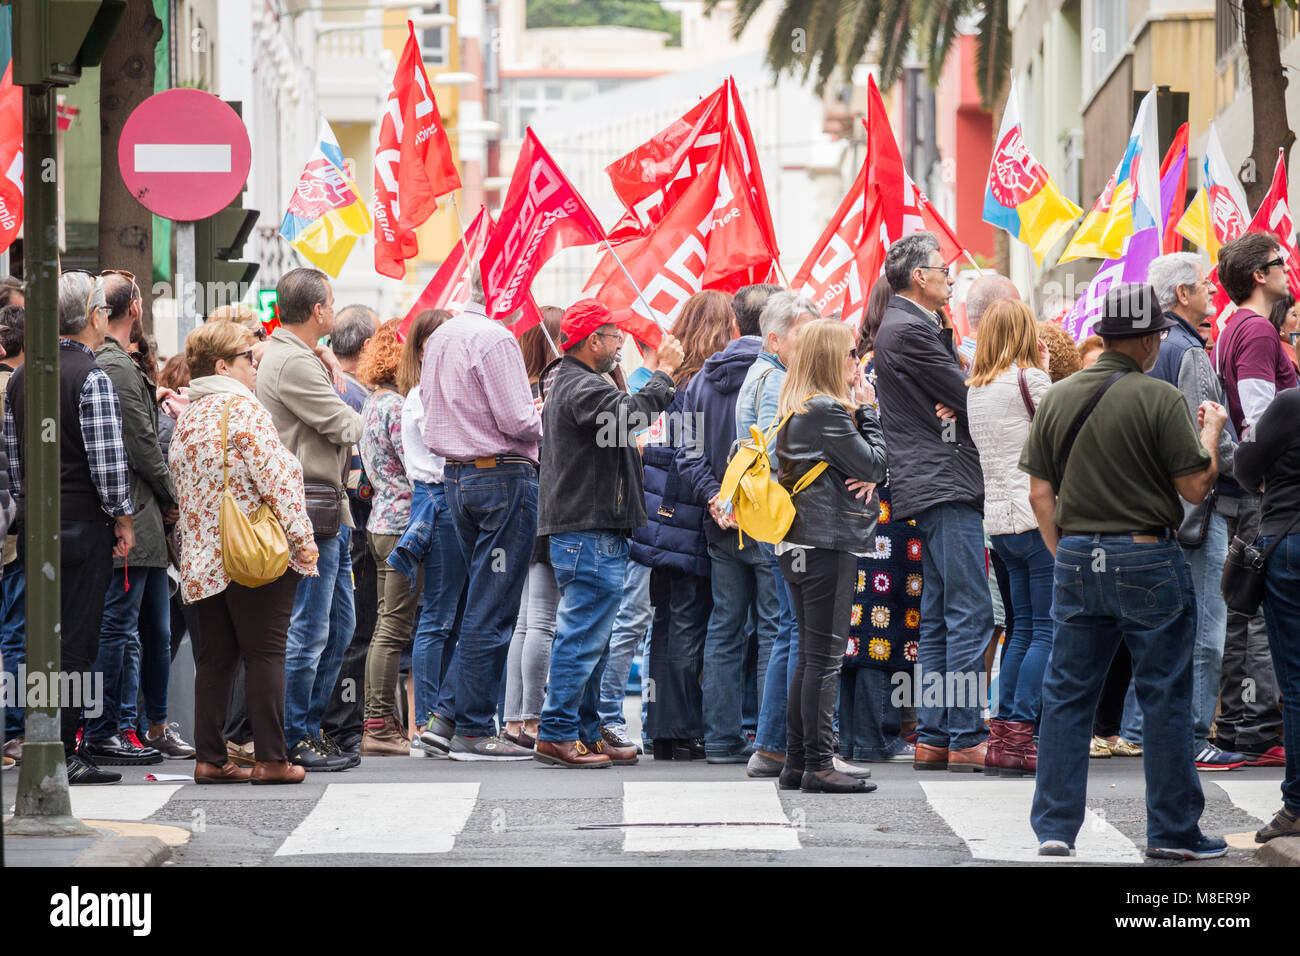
[2,228,1300,860]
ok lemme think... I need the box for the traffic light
[8,0,126,87]
[194,197,260,309]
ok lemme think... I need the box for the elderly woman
[170,321,318,784]
[357,318,420,755]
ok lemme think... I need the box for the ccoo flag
[280,118,372,277]
[982,83,1081,265]
[1060,87,1162,262]
[1175,123,1250,263]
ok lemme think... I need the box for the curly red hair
[357,317,404,389]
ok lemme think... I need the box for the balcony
[316,30,391,125]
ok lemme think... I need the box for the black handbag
[1221,508,1300,616]
[1177,490,1217,549]
[303,481,342,539]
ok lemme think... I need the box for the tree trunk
[991,78,1011,277]
[1241,0,1295,209]
[98,0,163,331]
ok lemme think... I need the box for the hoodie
[676,335,763,545]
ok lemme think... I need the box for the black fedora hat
[1093,282,1178,338]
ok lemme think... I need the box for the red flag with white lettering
[1248,150,1300,301]
[792,160,869,327]
[397,206,543,341]
[481,128,605,321]
[373,21,462,279]
[588,132,773,349]
[0,64,23,255]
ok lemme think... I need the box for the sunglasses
[1259,257,1286,273]
[99,269,136,282]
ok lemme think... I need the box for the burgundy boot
[998,721,1037,777]
[984,719,1007,776]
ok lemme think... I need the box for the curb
[73,835,171,868]
[1257,835,1300,866]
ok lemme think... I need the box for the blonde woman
[966,300,1053,776]
[774,319,888,793]
[170,321,318,784]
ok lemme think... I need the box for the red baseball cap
[560,298,624,350]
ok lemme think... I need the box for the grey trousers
[1219,494,1283,749]
[504,561,559,722]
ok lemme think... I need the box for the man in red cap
[533,300,684,768]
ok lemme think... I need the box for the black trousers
[30,519,115,755]
[780,547,856,772]
[646,567,712,740]
[1093,642,1131,738]
[193,571,299,765]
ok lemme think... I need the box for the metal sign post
[176,220,197,342]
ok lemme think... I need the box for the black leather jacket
[776,395,888,551]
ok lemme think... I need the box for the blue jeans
[912,502,994,750]
[1186,512,1229,745]
[409,481,468,723]
[598,558,651,728]
[990,529,1054,724]
[116,567,172,734]
[702,534,778,757]
[443,462,537,737]
[283,527,355,745]
[1032,535,1206,849]
[756,545,798,753]
[1,558,26,739]
[86,566,152,741]
[839,666,907,760]
[1260,533,1300,811]
[540,531,628,743]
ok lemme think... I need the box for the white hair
[1147,253,1203,311]
[759,291,819,339]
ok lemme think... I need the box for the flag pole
[601,237,668,332]
[773,259,792,288]
[448,192,472,262]
[538,315,562,359]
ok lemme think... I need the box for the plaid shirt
[420,302,542,461]
[5,339,134,518]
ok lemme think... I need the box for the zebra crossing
[48,770,1283,864]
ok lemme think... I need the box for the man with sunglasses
[1208,233,1298,769]
[79,271,192,767]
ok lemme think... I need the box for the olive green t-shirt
[1019,350,1211,533]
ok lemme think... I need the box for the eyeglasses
[918,265,951,276]
[99,269,136,282]
[231,349,255,365]
[593,330,624,343]
[1259,257,1286,273]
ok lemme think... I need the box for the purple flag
[1062,228,1161,341]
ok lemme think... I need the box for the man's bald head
[104,273,141,325]
[965,274,1020,333]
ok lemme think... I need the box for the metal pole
[176,219,197,343]
[601,237,668,333]
[9,83,90,836]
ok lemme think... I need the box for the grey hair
[331,305,377,359]
[1147,253,1204,311]
[759,291,820,340]
[885,232,941,293]
[58,271,96,337]
[964,274,1019,331]
[469,260,485,305]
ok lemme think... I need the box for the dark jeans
[118,567,172,734]
[646,567,711,740]
[1220,495,1284,750]
[1032,535,1206,849]
[194,572,299,764]
[410,481,468,724]
[1093,643,1131,738]
[1,556,26,739]
[779,547,855,772]
[324,526,377,741]
[86,564,160,741]
[443,462,537,737]
[540,531,628,743]
[30,519,115,754]
[912,502,994,750]
[990,529,1054,725]
[839,666,907,760]
[1260,534,1300,811]
[702,534,778,757]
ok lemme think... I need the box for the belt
[446,454,537,469]
[1060,528,1175,542]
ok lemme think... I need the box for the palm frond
[874,0,913,91]
[975,0,1012,109]
[924,0,967,86]
[727,0,769,42]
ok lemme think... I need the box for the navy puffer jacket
[631,386,710,577]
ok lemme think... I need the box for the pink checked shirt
[420,302,543,462]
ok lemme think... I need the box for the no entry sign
[118,88,252,221]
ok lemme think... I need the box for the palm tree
[714,0,1011,109]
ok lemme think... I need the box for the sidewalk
[3,820,183,867]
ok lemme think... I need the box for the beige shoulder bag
[219,396,290,588]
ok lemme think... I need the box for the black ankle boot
[801,768,876,794]
[652,738,675,760]
[778,765,804,790]
[672,738,706,760]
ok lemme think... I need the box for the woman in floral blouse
[170,321,318,785]
[356,318,418,756]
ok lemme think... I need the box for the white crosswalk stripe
[621,781,800,852]
[70,784,182,822]
[1211,778,1283,824]
[920,780,1143,863]
[275,782,479,857]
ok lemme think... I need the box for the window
[419,3,447,67]
[1086,0,1125,93]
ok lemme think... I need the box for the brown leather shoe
[948,740,988,773]
[250,760,307,785]
[533,739,612,769]
[361,717,412,756]
[587,739,638,765]
[913,741,949,770]
[195,760,253,784]
[226,740,255,768]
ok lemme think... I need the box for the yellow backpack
[718,404,826,550]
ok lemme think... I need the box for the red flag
[792,160,870,327]
[1160,122,1189,254]
[587,133,773,349]
[1247,150,1300,302]
[373,21,462,279]
[603,77,779,261]
[397,206,542,341]
[0,65,23,255]
[481,128,605,320]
